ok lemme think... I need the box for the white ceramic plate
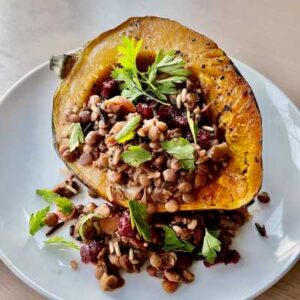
[0,59,299,300]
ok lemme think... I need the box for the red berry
[80,244,91,263]
[197,129,213,149]
[136,103,154,119]
[173,115,188,128]
[80,241,103,263]
[101,79,118,99]
[118,211,135,237]
[158,105,177,123]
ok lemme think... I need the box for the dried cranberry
[136,103,153,119]
[224,250,240,264]
[101,79,118,99]
[80,240,103,263]
[257,192,270,204]
[197,129,213,149]
[173,115,188,128]
[80,244,91,263]
[158,105,177,123]
[118,211,135,237]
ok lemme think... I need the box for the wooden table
[0,0,299,299]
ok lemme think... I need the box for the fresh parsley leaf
[163,226,195,252]
[112,68,144,101]
[111,37,189,104]
[121,145,151,167]
[69,122,84,152]
[117,36,142,75]
[44,236,80,250]
[187,110,197,144]
[36,189,74,214]
[128,200,151,241]
[115,115,141,143]
[29,206,50,236]
[161,137,195,170]
[201,228,221,264]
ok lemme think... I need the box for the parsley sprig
[36,189,74,214]
[163,226,195,252]
[112,36,189,104]
[44,236,80,250]
[29,206,50,236]
[201,228,221,264]
[161,137,195,170]
[128,200,151,241]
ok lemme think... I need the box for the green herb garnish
[29,206,50,236]
[163,226,195,252]
[69,122,84,151]
[44,236,80,250]
[201,228,221,264]
[36,189,74,214]
[187,110,198,144]
[121,145,151,167]
[111,36,189,103]
[161,137,195,170]
[128,200,151,241]
[115,115,141,143]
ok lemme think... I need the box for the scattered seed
[45,222,65,237]
[255,222,267,237]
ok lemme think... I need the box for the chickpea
[165,199,179,213]
[164,271,181,283]
[178,181,193,193]
[153,155,165,166]
[79,153,93,166]
[139,174,151,187]
[97,153,109,168]
[83,144,94,154]
[85,131,99,146]
[70,260,78,270]
[148,126,160,141]
[67,114,80,123]
[45,212,58,227]
[83,202,97,214]
[94,203,111,218]
[79,110,91,123]
[149,254,162,269]
[162,280,179,293]
[61,148,76,163]
[107,169,122,183]
[100,273,119,291]
[163,169,178,182]
[182,194,195,203]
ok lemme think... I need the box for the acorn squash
[52,16,262,212]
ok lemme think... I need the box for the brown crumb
[88,188,100,199]
[71,260,78,270]
[255,222,267,237]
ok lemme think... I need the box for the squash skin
[52,16,262,212]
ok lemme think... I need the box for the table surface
[0,0,299,299]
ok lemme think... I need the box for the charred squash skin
[52,17,262,212]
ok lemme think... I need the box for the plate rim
[0,59,299,300]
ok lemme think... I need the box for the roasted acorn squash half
[52,16,262,212]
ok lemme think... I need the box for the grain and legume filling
[60,39,230,213]
[42,38,251,293]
